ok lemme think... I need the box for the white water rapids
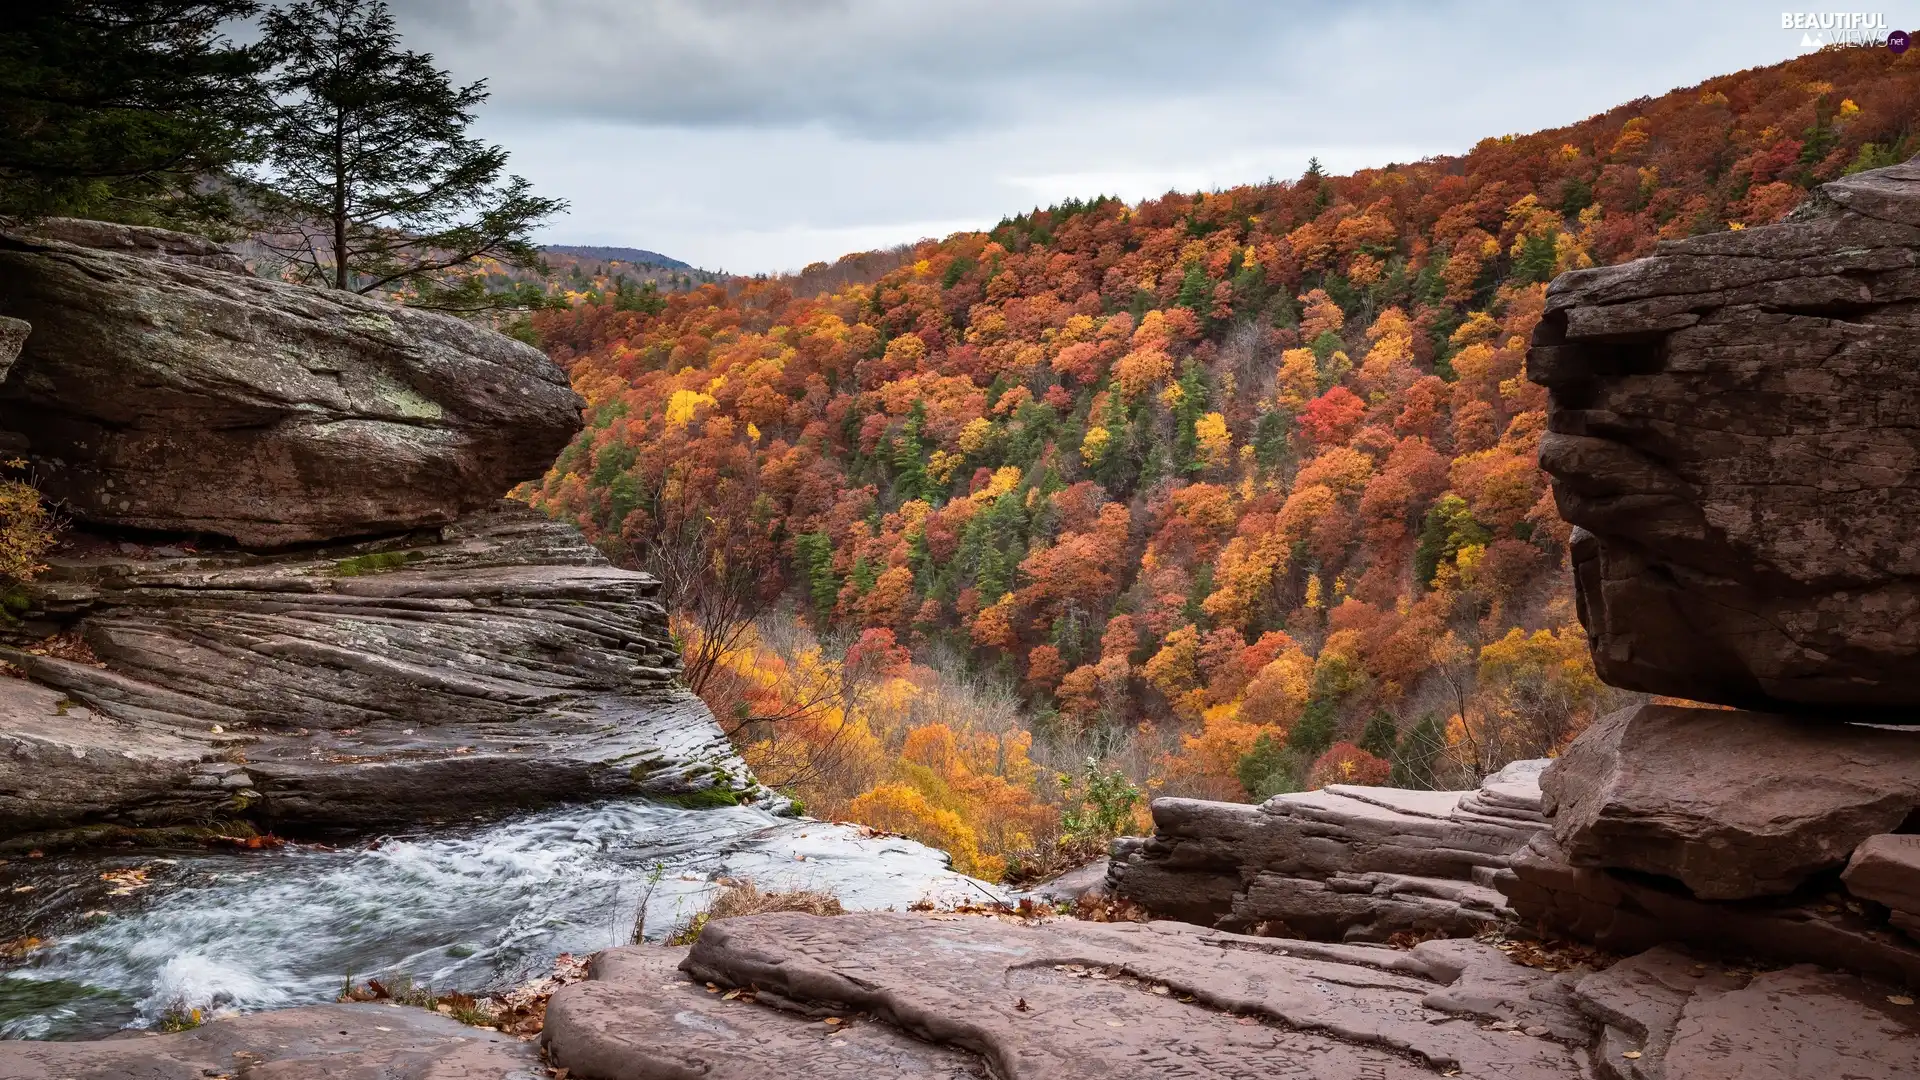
[0,800,998,1039]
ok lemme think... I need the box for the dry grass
[667,879,844,945]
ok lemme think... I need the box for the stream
[0,799,999,1040]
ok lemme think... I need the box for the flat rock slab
[0,1002,541,1079]
[666,911,1594,1079]
[1110,763,1548,938]
[1663,965,1920,1080]
[545,945,988,1079]
[1544,704,1920,899]
[1845,834,1920,916]
[1571,945,1747,1080]
[1021,857,1111,905]
[0,505,764,838]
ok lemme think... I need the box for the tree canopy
[247,0,565,310]
[0,1,266,227]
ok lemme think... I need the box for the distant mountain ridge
[541,244,691,270]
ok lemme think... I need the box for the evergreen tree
[1175,261,1213,315]
[793,531,839,622]
[248,0,564,310]
[0,2,266,227]
[1358,710,1399,759]
[1390,713,1447,789]
[1286,697,1339,760]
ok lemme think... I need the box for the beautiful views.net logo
[1781,12,1911,51]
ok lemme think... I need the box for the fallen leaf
[1889,995,1915,1006]
[721,989,741,1001]
[822,1017,843,1026]
[1622,1050,1643,1059]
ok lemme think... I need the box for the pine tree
[793,531,839,622]
[1358,710,1399,759]
[1175,261,1213,314]
[1286,697,1339,760]
[0,1,266,227]
[248,0,564,310]
[1390,713,1446,789]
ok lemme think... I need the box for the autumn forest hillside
[521,48,1920,878]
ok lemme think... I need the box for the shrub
[667,879,843,945]
[0,478,57,585]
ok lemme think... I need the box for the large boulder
[0,222,583,546]
[1542,704,1920,900]
[1526,156,1920,715]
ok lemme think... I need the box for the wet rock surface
[0,800,995,1041]
[545,945,989,1079]
[13,909,1919,1079]
[0,221,582,546]
[1019,857,1111,906]
[667,911,1595,1079]
[0,1002,543,1079]
[1542,704,1920,900]
[553,910,1920,1080]
[1109,759,1548,939]
[0,503,762,838]
[1527,156,1920,715]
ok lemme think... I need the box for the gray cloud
[369,1,1819,271]
[391,0,1326,136]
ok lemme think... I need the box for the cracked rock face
[1109,759,1550,940]
[0,504,761,837]
[0,1002,541,1079]
[1526,155,1920,715]
[539,912,1920,1080]
[0,221,583,546]
[635,912,1597,1079]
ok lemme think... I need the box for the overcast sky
[383,1,1871,273]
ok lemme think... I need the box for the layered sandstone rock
[0,222,582,546]
[0,503,761,838]
[1107,759,1549,939]
[664,912,1598,1079]
[0,1002,539,1079]
[1845,835,1920,923]
[1527,156,1920,715]
[1499,832,1920,988]
[544,945,988,1079]
[19,910,1917,1079]
[543,911,1918,1080]
[1542,704,1920,899]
